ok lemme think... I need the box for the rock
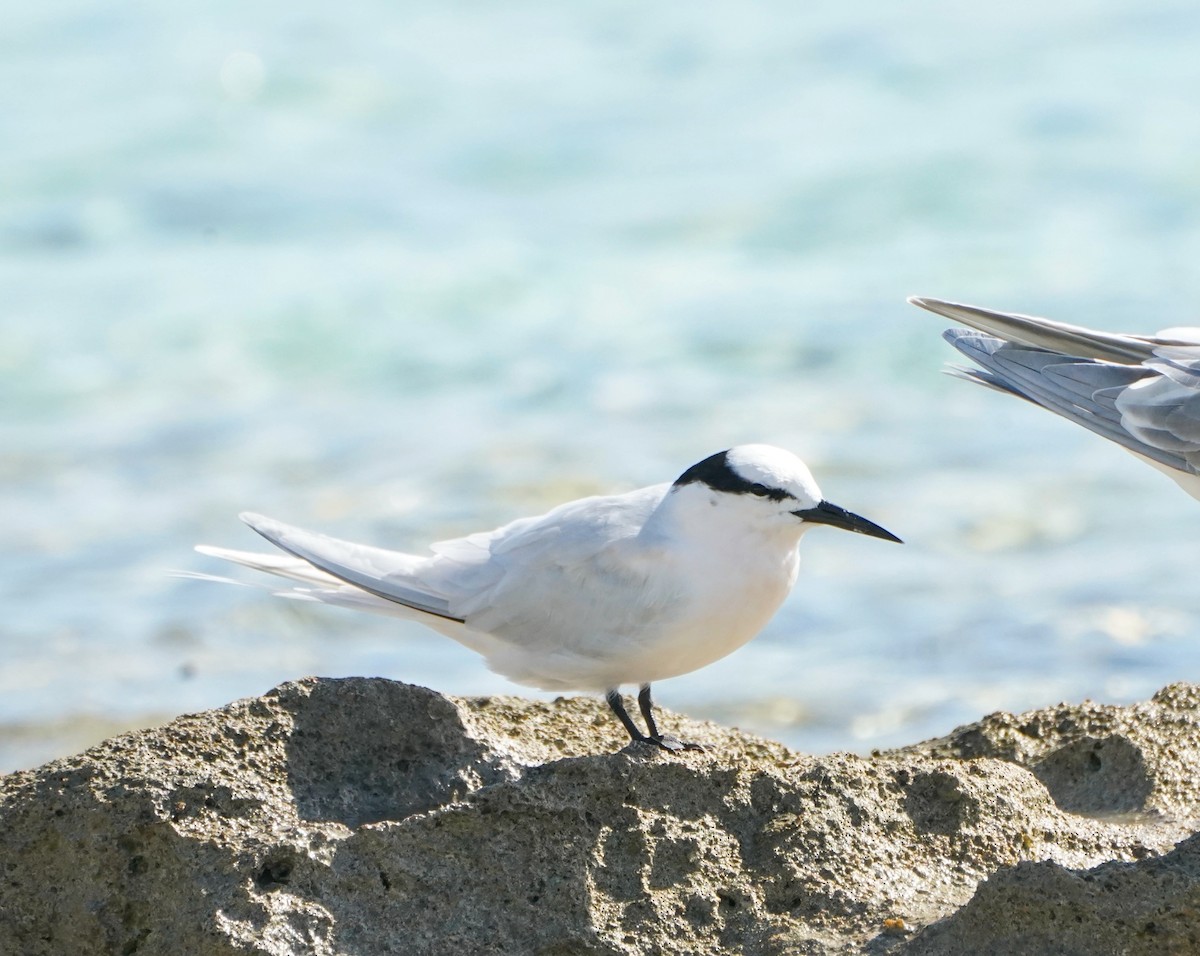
[1,678,1198,955]
[897,683,1200,820]
[894,684,1200,956]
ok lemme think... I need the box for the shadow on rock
[1032,735,1153,816]
[903,830,1200,956]
[277,678,515,827]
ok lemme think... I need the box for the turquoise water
[5,1,1200,771]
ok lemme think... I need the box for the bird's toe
[646,734,705,753]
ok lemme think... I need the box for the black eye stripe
[748,482,793,501]
[672,450,797,501]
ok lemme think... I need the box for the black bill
[792,500,902,543]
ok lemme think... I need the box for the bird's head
[669,444,902,544]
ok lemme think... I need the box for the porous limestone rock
[2,678,1199,955]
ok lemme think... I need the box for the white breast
[474,505,803,692]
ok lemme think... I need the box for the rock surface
[2,678,1200,955]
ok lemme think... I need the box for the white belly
[483,546,800,691]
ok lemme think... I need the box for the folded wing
[911,296,1200,500]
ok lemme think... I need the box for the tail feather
[187,513,531,666]
[175,566,434,619]
[194,545,345,587]
[190,513,466,624]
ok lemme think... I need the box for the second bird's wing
[909,296,1200,363]
[911,296,1200,495]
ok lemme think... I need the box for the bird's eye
[749,483,772,497]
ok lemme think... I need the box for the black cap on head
[673,450,795,502]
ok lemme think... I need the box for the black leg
[637,684,705,753]
[637,684,661,738]
[605,689,647,742]
[605,686,705,753]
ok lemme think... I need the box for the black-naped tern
[194,444,900,751]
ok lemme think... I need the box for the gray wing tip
[910,295,1014,327]
[237,512,296,551]
[239,512,285,538]
[908,294,960,314]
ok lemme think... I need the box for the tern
[193,444,900,751]
[910,296,1200,502]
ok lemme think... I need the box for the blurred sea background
[5,0,1200,772]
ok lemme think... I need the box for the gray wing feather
[942,329,1196,474]
[239,512,463,621]
[910,296,1200,364]
[913,297,1200,481]
[1116,373,1200,450]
